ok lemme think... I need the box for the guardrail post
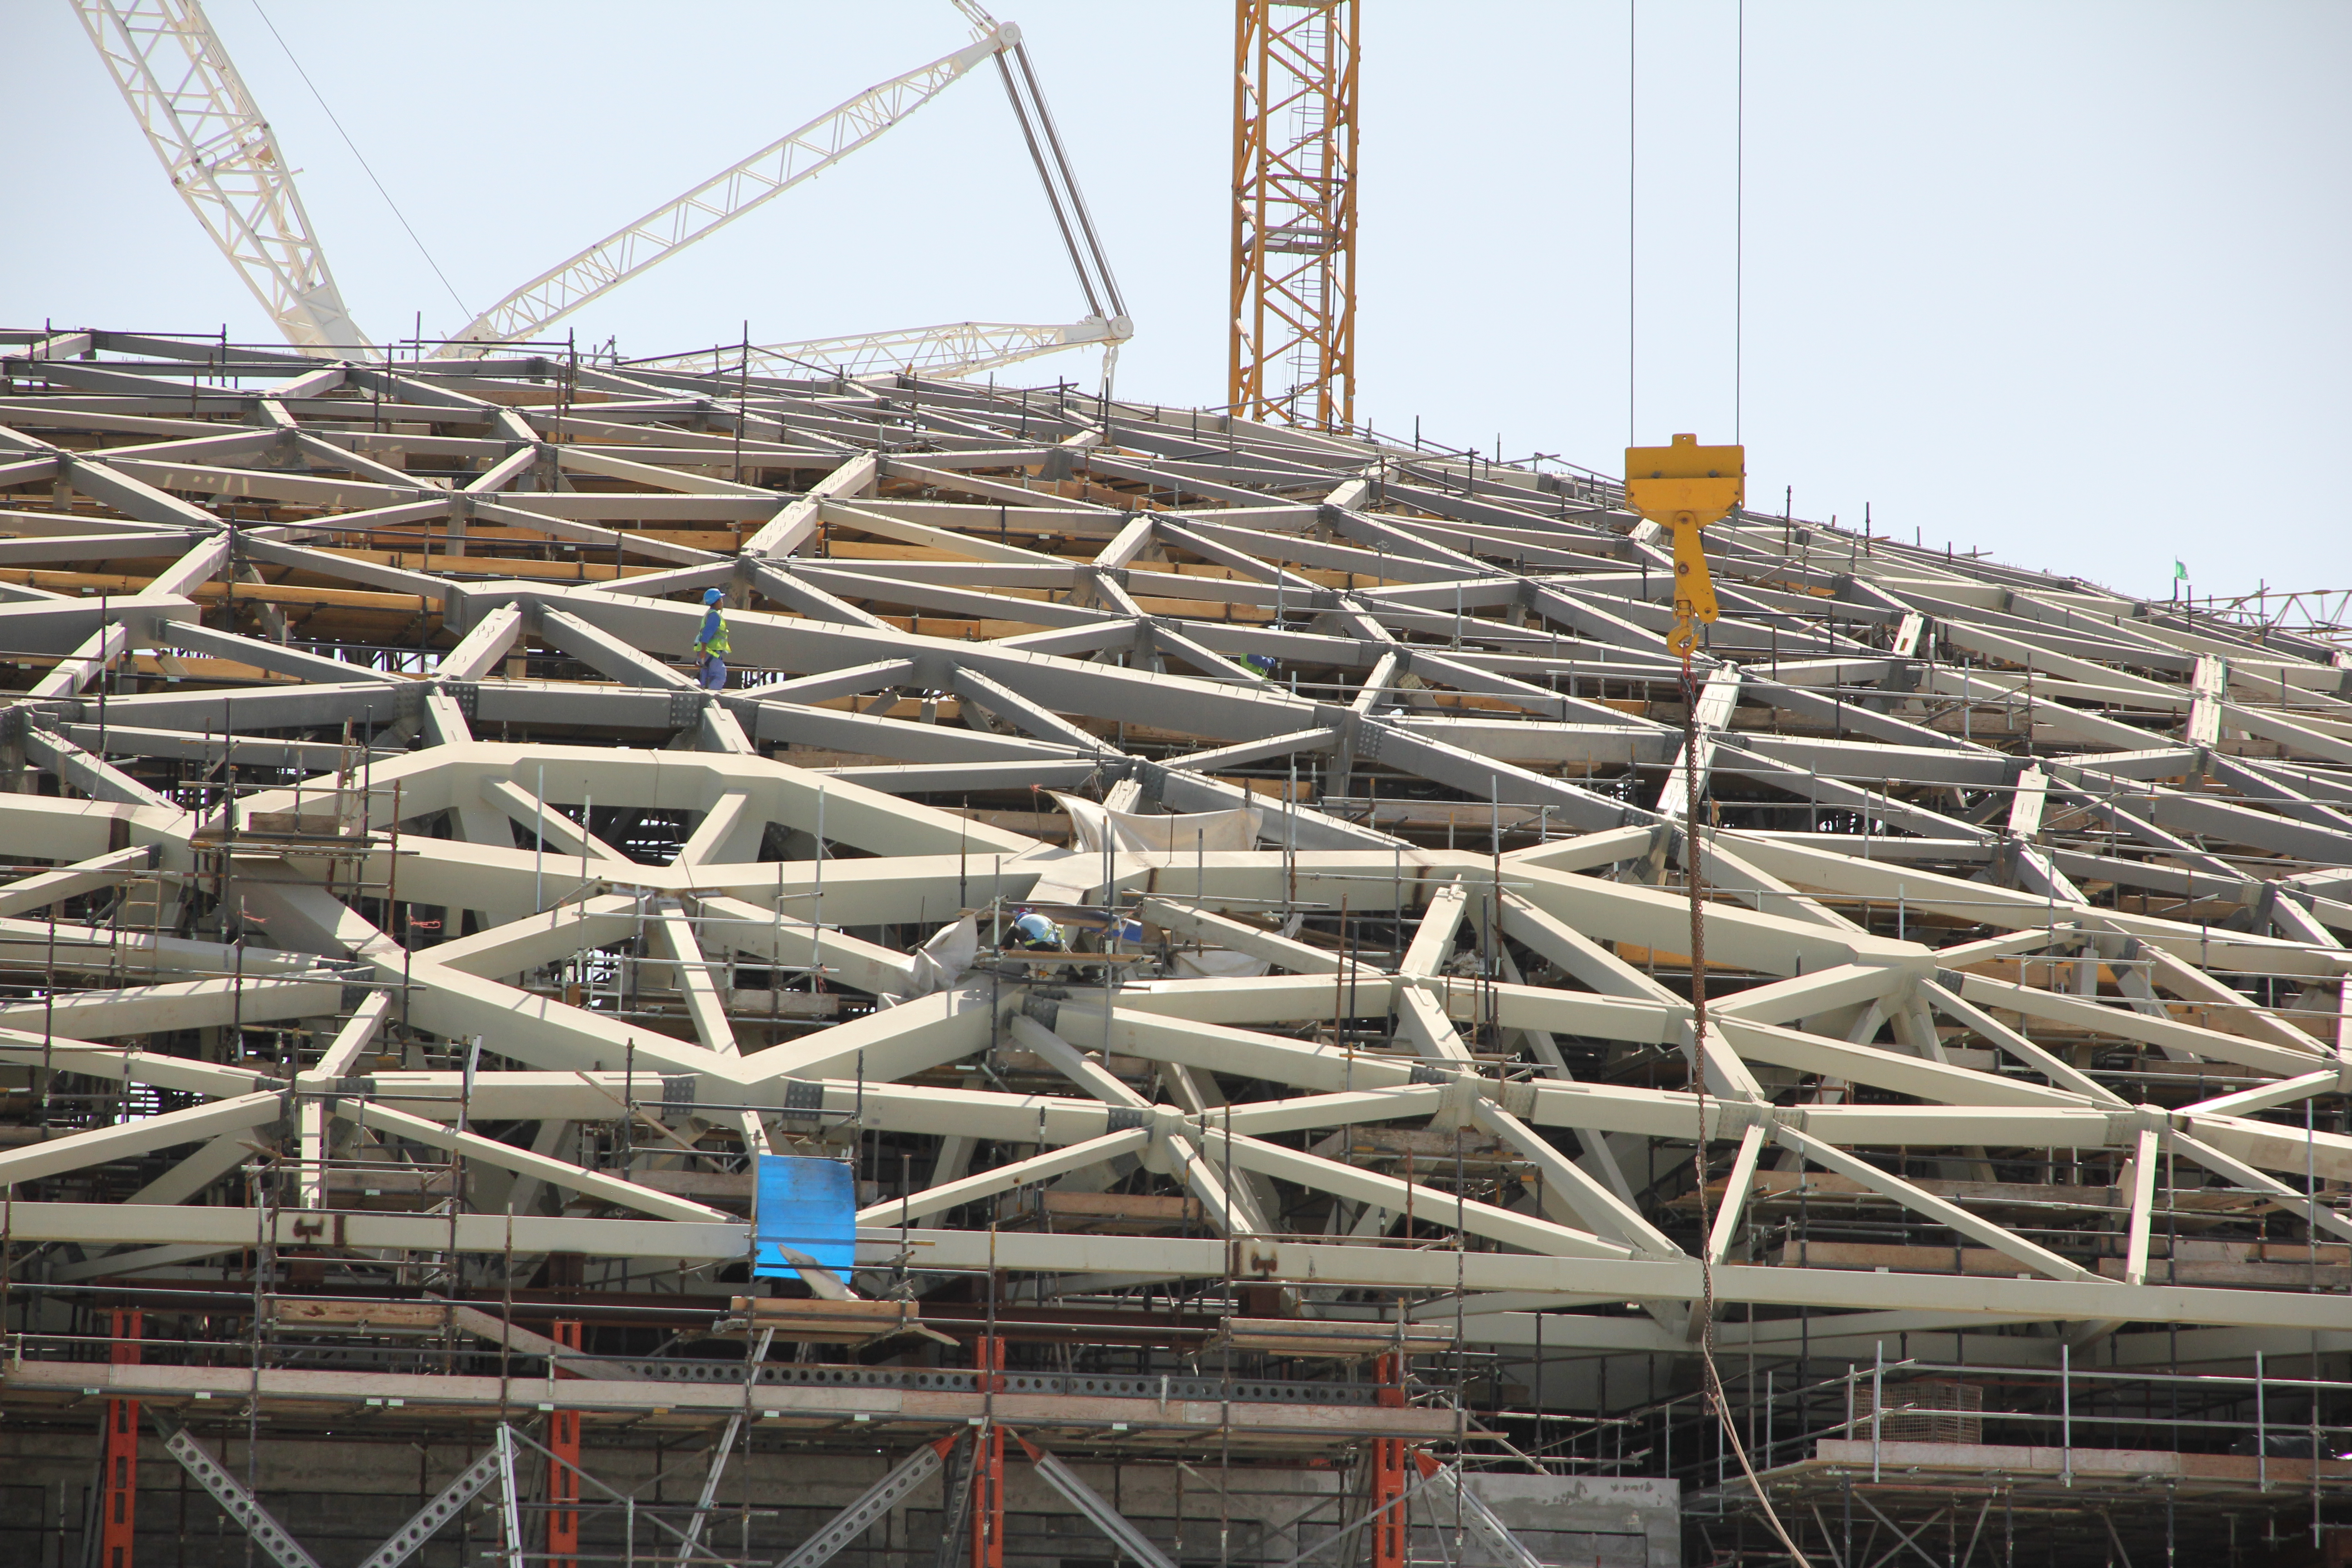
[1871,1341,1883,1484]
[2061,1342,2072,1489]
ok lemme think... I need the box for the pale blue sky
[8,2,2347,603]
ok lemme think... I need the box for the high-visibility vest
[697,609,731,655]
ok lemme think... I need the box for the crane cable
[248,0,473,323]
[1661,3,1814,1562]
[1679,666,1813,1568]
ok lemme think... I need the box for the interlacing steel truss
[1,326,2350,1381]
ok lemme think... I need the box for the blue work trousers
[698,653,728,691]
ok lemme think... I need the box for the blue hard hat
[703,588,725,604]
[1012,911,1059,946]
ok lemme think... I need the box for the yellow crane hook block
[1623,433,1744,659]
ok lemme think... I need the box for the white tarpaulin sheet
[1172,947,1272,980]
[877,915,978,1007]
[1049,792,1262,858]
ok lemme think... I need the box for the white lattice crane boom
[71,1,1127,383]
[72,0,370,354]
[442,27,1014,352]
[623,317,1124,383]
[622,3,1129,384]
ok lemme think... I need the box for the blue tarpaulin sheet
[751,1155,856,1279]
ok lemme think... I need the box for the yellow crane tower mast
[1230,0,1358,430]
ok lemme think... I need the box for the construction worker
[1010,910,1064,952]
[692,587,731,691]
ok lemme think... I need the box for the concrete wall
[1459,1473,1681,1568]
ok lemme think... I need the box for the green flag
[2174,560,2189,580]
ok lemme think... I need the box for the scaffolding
[1670,1356,2352,1565]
